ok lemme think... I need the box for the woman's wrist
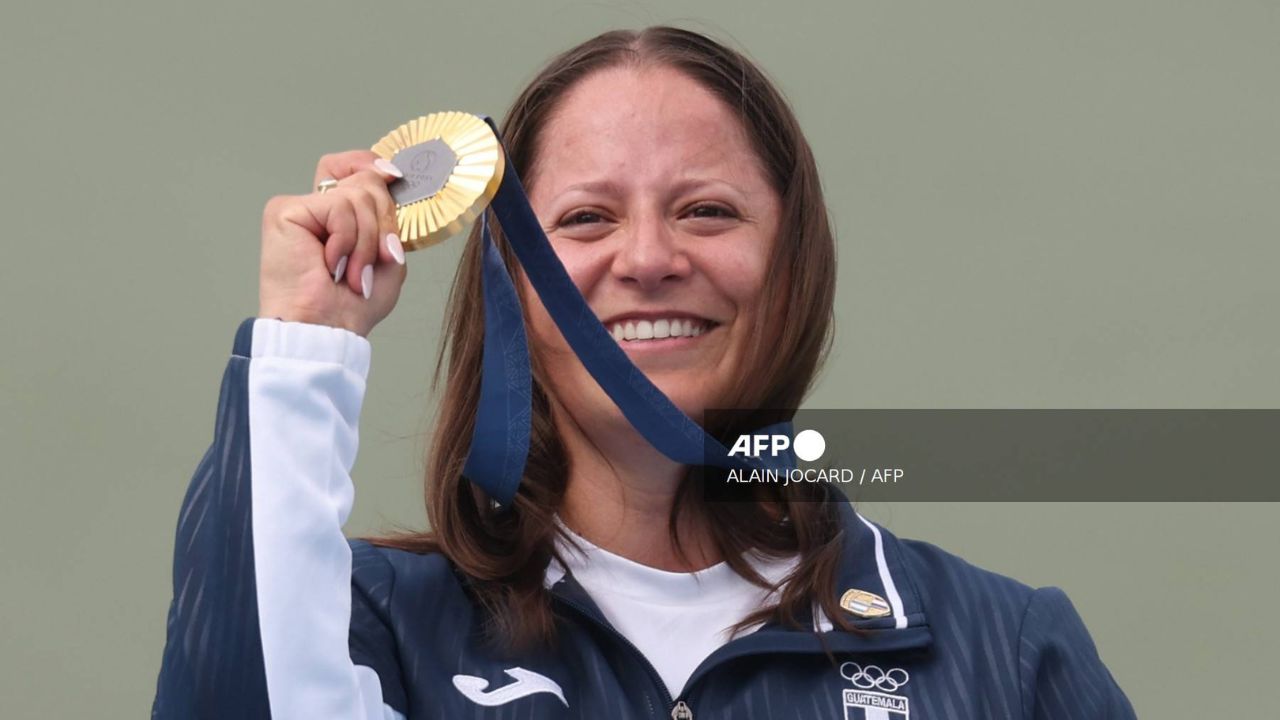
[258,306,369,338]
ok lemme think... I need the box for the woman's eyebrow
[667,177,749,201]
[556,179,627,199]
[552,177,749,202]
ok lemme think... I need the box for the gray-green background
[3,1,1276,717]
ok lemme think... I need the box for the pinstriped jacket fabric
[152,317,1137,719]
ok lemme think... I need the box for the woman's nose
[610,214,692,290]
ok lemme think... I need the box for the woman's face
[522,64,781,434]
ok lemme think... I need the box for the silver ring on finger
[316,177,339,194]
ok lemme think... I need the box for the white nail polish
[334,255,348,283]
[373,158,403,178]
[386,233,405,265]
[361,264,373,299]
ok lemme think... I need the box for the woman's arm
[152,317,405,720]
[1018,586,1137,719]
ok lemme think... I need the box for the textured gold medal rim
[372,111,504,252]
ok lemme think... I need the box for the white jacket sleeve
[153,318,406,720]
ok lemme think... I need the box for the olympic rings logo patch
[839,662,910,692]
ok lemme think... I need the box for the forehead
[531,65,766,192]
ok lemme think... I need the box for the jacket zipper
[552,593,685,718]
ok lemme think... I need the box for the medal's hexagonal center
[389,138,458,206]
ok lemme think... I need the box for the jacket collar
[825,484,930,634]
[544,483,933,657]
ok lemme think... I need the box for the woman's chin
[655,390,720,425]
[553,367,725,434]
[581,389,717,429]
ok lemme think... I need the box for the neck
[553,406,720,572]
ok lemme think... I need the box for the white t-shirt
[551,518,800,699]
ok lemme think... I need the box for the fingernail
[373,158,403,178]
[333,255,348,283]
[362,264,373,300]
[386,233,405,265]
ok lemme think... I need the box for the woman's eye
[687,204,736,219]
[562,210,605,226]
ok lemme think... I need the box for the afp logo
[728,428,826,462]
[838,662,910,720]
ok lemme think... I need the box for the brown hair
[368,25,855,653]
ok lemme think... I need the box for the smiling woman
[393,30,845,662]
[152,25,1136,720]
[527,65,780,428]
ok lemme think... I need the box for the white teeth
[608,317,711,342]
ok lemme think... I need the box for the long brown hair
[368,25,856,653]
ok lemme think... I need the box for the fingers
[310,170,404,299]
[271,192,357,281]
[313,150,405,189]
[276,154,407,302]
[313,150,380,188]
[348,190,383,299]
[260,151,410,336]
[341,167,402,258]
[342,168,403,284]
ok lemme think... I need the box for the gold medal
[372,112,504,251]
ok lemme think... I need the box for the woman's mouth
[609,317,714,342]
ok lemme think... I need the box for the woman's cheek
[696,243,769,306]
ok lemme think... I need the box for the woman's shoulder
[894,535,1041,613]
[348,538,470,611]
[891,534,1135,717]
[892,533,1107,661]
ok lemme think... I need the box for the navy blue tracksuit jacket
[152,317,1137,719]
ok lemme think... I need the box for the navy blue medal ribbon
[462,116,794,505]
